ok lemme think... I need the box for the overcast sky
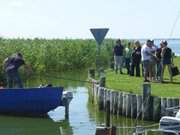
[0,0,180,39]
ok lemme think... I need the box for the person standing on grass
[141,40,152,82]
[149,40,157,81]
[113,39,124,74]
[160,40,173,83]
[3,53,28,88]
[125,42,133,74]
[156,41,163,81]
[130,40,141,77]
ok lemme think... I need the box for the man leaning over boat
[3,53,31,88]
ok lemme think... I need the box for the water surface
[0,71,158,135]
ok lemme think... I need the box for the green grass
[104,57,180,98]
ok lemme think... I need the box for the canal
[0,71,158,135]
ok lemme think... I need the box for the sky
[0,0,180,39]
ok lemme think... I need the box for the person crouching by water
[113,39,124,74]
[3,53,26,88]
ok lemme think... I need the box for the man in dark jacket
[130,41,141,77]
[113,39,124,74]
[160,41,173,82]
[3,53,26,88]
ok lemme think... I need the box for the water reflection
[87,90,158,135]
[24,70,88,88]
[0,116,61,135]
[0,70,160,135]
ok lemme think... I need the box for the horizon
[1,37,180,40]
[0,0,180,39]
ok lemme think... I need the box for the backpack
[3,57,14,72]
[163,47,172,59]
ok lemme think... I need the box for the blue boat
[0,87,72,116]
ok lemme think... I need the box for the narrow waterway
[0,71,158,135]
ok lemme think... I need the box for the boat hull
[0,87,63,116]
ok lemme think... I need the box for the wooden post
[126,94,131,117]
[122,93,126,116]
[88,68,95,78]
[64,98,69,120]
[166,98,173,116]
[174,98,180,115]
[91,82,95,103]
[99,77,106,87]
[142,83,151,120]
[134,126,145,135]
[99,88,105,111]
[118,92,123,115]
[113,92,118,115]
[111,91,115,114]
[95,127,110,135]
[136,95,142,119]
[106,100,111,127]
[153,96,161,121]
[131,94,137,118]
[99,68,106,87]
[142,83,151,99]
[111,126,116,135]
[104,89,107,111]
[161,97,167,117]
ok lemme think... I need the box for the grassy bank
[103,57,180,98]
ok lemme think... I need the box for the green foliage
[0,38,118,73]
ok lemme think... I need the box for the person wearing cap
[3,53,26,88]
[160,41,173,83]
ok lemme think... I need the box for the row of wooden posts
[88,69,180,135]
[88,69,180,122]
[91,83,180,121]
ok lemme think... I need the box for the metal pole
[96,44,101,76]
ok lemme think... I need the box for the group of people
[0,39,174,88]
[113,39,173,82]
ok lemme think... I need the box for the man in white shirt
[149,40,158,81]
[141,40,152,82]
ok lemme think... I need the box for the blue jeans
[130,62,140,77]
[7,70,23,88]
[156,62,162,79]
[125,58,130,74]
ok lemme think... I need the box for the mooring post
[142,82,151,120]
[99,88,105,111]
[106,100,111,127]
[88,68,95,78]
[133,126,145,135]
[111,126,116,135]
[99,68,106,87]
[153,96,161,121]
[63,91,73,120]
[64,98,69,120]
